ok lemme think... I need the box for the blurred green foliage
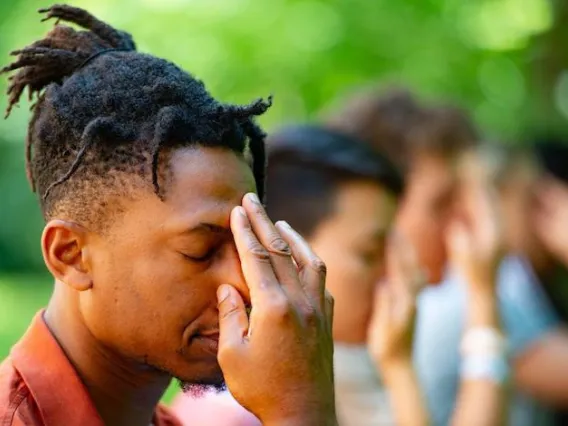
[0,0,566,405]
[0,0,566,272]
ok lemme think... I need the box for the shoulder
[0,357,42,425]
[497,256,561,354]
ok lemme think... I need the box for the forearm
[452,289,507,426]
[382,360,430,426]
[514,328,568,406]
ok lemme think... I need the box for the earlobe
[42,219,93,291]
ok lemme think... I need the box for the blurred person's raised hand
[367,231,430,426]
[447,152,503,293]
[448,152,508,426]
[368,231,426,368]
[217,193,336,426]
[533,176,568,266]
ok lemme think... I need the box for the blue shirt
[414,256,560,426]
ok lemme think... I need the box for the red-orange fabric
[0,311,181,426]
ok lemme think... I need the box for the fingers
[230,206,283,307]
[217,284,249,353]
[387,230,426,297]
[241,194,306,302]
[275,220,327,311]
[460,162,500,242]
[376,281,393,323]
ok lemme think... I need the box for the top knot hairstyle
[2,4,271,226]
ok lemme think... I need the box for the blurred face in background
[309,180,397,344]
[498,155,540,256]
[497,154,555,273]
[395,152,457,283]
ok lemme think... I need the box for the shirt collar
[10,310,104,426]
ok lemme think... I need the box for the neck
[45,285,171,426]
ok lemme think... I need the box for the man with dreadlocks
[0,4,336,426]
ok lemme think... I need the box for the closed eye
[181,249,216,263]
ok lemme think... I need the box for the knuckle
[309,257,327,276]
[267,234,291,255]
[301,304,319,325]
[247,242,271,261]
[249,201,267,218]
[325,290,335,306]
[219,301,240,320]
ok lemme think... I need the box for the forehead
[328,180,397,236]
[111,146,255,233]
[166,146,255,224]
[411,153,457,194]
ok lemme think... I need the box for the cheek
[502,196,533,252]
[396,207,447,279]
[82,241,214,355]
[317,246,379,341]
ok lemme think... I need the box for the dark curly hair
[326,89,478,174]
[2,4,271,227]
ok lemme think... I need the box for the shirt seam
[2,387,31,426]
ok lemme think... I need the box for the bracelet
[460,354,510,384]
[460,327,507,356]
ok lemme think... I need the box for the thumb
[217,284,249,351]
[370,280,391,329]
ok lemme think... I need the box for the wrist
[261,400,337,426]
[467,288,499,327]
[379,357,415,380]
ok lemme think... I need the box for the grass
[0,274,180,403]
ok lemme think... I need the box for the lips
[194,331,219,355]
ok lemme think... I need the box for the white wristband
[460,327,507,356]
[460,354,509,384]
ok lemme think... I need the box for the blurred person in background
[484,141,568,425]
[531,140,568,321]
[172,125,507,426]
[326,89,568,426]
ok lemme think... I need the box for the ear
[42,220,93,292]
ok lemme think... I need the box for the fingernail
[246,192,261,205]
[235,206,246,217]
[276,220,291,229]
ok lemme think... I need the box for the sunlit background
[0,0,566,400]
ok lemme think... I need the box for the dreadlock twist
[2,4,270,225]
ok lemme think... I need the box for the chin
[171,354,225,393]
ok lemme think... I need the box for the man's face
[308,180,397,344]
[80,146,255,387]
[395,153,457,284]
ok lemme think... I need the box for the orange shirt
[0,311,181,426]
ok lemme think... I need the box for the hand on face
[367,231,425,369]
[217,193,336,426]
[447,153,503,292]
[533,176,568,266]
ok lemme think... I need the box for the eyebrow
[183,223,230,235]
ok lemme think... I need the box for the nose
[216,243,250,305]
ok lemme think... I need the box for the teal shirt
[414,256,559,426]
